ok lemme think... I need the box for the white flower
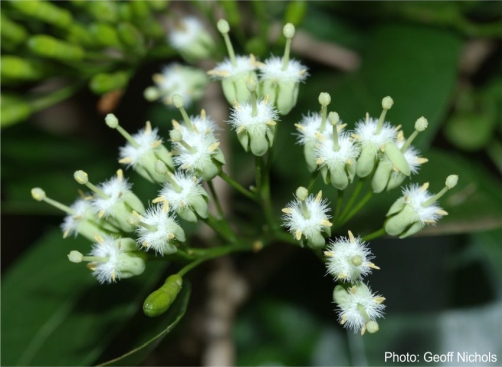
[168,17,214,61]
[282,188,332,248]
[385,175,458,238]
[324,231,377,282]
[119,124,163,169]
[147,63,208,107]
[136,205,185,255]
[228,99,279,156]
[91,174,133,216]
[208,55,259,104]
[156,171,209,222]
[69,236,146,284]
[333,282,386,334]
[171,115,224,180]
[295,112,330,145]
[61,199,94,238]
[354,116,397,151]
[400,184,442,224]
[209,55,258,80]
[259,56,308,83]
[107,115,173,184]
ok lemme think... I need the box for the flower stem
[337,178,365,225]
[208,180,224,219]
[333,189,344,224]
[340,191,373,226]
[362,227,386,242]
[219,170,256,201]
[177,240,255,276]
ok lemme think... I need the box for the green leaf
[1,229,168,366]
[97,282,191,366]
[330,23,462,150]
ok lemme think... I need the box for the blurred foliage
[2,1,502,366]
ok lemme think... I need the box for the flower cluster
[29,16,461,337]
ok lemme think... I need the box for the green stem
[338,178,365,224]
[307,170,319,190]
[333,189,344,224]
[362,227,386,242]
[340,191,373,226]
[204,214,236,244]
[255,156,263,193]
[30,83,83,112]
[208,180,224,219]
[219,171,256,201]
[177,241,254,276]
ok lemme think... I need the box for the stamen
[172,94,195,132]
[31,188,75,215]
[375,96,393,134]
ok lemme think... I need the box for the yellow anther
[315,190,323,202]
[295,230,302,240]
[145,121,152,134]
[416,157,429,164]
[436,209,448,216]
[420,182,430,191]
[314,132,326,142]
[151,140,162,148]
[282,208,293,214]
[208,142,220,152]
[294,123,305,131]
[119,157,133,164]
[368,262,380,270]
[94,234,105,243]
[324,251,334,257]
[374,296,386,304]
[321,220,333,227]
[348,230,356,243]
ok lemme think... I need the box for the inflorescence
[31,18,459,334]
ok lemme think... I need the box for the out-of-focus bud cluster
[2,0,170,127]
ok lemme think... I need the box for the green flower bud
[67,24,95,47]
[117,23,144,53]
[28,35,85,61]
[10,0,72,28]
[90,71,130,95]
[0,14,28,45]
[1,56,46,80]
[1,95,32,127]
[84,1,119,23]
[143,274,183,317]
[90,23,122,48]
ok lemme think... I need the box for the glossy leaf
[1,229,168,366]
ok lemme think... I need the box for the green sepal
[304,143,317,172]
[386,197,406,216]
[356,144,377,178]
[372,160,392,193]
[307,231,326,249]
[384,141,411,176]
[386,172,406,191]
[276,80,299,115]
[330,165,349,190]
[399,221,423,239]
[384,204,416,236]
